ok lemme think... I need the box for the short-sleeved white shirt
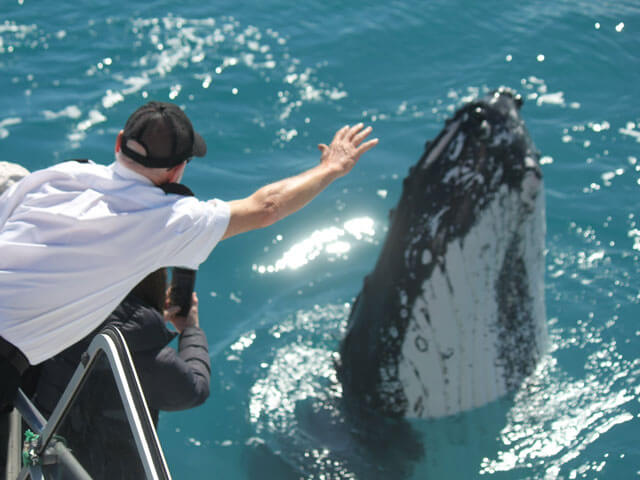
[0,160,230,364]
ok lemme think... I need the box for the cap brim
[193,132,207,157]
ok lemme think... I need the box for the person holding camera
[0,101,378,411]
[26,268,208,478]
[31,268,210,424]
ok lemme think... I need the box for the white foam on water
[59,15,348,146]
[480,341,637,476]
[0,117,22,139]
[43,106,82,120]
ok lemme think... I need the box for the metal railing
[6,327,171,480]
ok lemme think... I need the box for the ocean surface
[2,1,639,478]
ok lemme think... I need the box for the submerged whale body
[337,88,547,419]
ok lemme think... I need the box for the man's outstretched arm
[220,123,378,240]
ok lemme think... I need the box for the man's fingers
[327,124,375,158]
[352,126,372,146]
[356,138,379,156]
[347,123,365,141]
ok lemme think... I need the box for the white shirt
[0,160,230,364]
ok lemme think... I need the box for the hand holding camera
[165,267,199,333]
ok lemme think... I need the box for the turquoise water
[2,1,639,478]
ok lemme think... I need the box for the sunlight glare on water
[252,217,376,273]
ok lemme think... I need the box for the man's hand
[222,123,378,240]
[164,292,199,333]
[318,124,378,178]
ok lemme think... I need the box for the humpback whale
[247,88,547,478]
[337,87,547,419]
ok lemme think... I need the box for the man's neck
[115,156,167,186]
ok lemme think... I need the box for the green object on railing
[22,429,40,467]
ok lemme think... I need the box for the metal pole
[4,409,22,480]
[13,389,46,434]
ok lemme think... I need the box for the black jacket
[32,294,211,422]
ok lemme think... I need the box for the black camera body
[169,267,196,316]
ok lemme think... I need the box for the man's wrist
[314,161,343,184]
[179,323,200,334]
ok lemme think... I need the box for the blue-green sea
[2,1,639,478]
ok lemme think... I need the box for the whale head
[337,88,547,419]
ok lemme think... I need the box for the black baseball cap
[120,101,207,168]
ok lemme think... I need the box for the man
[0,101,378,410]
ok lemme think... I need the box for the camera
[169,267,196,316]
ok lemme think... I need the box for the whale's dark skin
[337,88,546,419]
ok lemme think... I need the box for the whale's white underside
[395,173,547,419]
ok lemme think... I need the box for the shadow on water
[245,395,426,479]
[244,384,515,480]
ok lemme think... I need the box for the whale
[246,88,548,478]
[337,87,548,419]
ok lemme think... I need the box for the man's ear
[167,161,187,183]
[115,130,124,153]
